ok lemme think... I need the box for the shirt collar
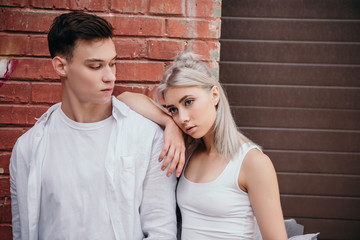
[35,96,129,125]
[111,95,129,120]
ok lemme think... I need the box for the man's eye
[89,65,101,70]
[184,99,194,106]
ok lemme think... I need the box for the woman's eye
[110,62,116,67]
[184,99,194,106]
[168,108,177,115]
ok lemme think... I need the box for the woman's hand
[117,92,186,177]
[159,120,185,178]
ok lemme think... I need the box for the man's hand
[159,120,185,178]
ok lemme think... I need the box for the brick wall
[0,0,221,238]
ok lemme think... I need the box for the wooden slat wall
[220,1,360,239]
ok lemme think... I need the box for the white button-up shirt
[10,96,177,240]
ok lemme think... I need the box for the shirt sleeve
[140,126,177,239]
[9,140,21,240]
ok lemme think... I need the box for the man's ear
[52,56,67,77]
[211,85,220,106]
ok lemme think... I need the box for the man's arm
[117,92,185,177]
[140,127,177,239]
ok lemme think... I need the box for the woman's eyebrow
[165,95,193,108]
[178,95,190,104]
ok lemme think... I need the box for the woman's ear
[211,85,220,106]
[52,56,67,77]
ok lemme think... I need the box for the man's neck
[61,98,113,123]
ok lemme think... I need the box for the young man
[10,12,181,239]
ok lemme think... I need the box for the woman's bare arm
[240,149,288,240]
[117,92,185,177]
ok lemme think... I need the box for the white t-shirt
[38,107,116,240]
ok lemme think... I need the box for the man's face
[62,38,117,106]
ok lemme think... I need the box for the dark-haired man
[10,12,178,239]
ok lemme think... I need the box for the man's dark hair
[48,11,114,60]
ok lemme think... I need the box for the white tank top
[176,142,261,240]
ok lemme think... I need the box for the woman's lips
[185,126,196,133]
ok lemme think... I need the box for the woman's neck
[201,131,218,155]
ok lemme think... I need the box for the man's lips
[101,88,113,92]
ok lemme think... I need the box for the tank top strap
[233,142,263,182]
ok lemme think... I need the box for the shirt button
[36,132,41,137]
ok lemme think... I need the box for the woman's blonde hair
[156,52,250,159]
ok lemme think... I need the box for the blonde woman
[118,52,287,239]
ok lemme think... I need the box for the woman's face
[164,86,220,139]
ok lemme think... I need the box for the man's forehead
[72,38,116,60]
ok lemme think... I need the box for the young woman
[118,52,287,239]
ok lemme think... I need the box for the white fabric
[38,108,115,240]
[10,96,177,240]
[177,142,261,240]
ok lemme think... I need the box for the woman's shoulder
[241,145,275,178]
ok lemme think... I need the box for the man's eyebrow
[85,55,117,62]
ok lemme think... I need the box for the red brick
[0,152,11,175]
[3,9,59,33]
[0,34,27,55]
[0,224,12,240]
[113,84,157,98]
[107,15,165,37]
[0,9,4,31]
[69,0,107,12]
[166,18,220,39]
[31,83,61,104]
[110,0,147,13]
[0,82,31,103]
[0,128,27,150]
[11,58,57,80]
[27,35,50,57]
[116,61,164,82]
[113,38,146,59]
[149,0,184,15]
[0,199,12,223]
[185,40,220,60]
[0,177,10,198]
[0,105,48,125]
[0,0,26,7]
[206,60,219,79]
[30,0,70,9]
[0,33,48,58]
[185,0,221,17]
[147,39,184,60]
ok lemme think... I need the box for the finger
[175,151,185,178]
[158,142,169,162]
[162,146,175,171]
[167,150,180,177]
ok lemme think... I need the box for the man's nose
[103,65,116,82]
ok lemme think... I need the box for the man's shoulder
[13,103,60,152]
[11,123,40,165]
[114,97,163,132]
[14,119,42,149]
